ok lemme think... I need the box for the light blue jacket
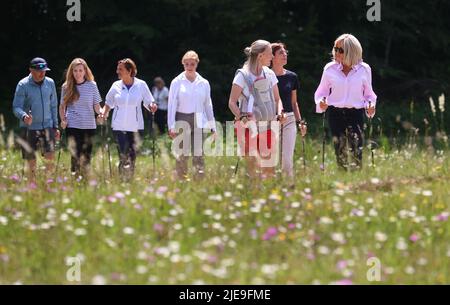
[12,74,58,130]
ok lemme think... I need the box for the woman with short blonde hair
[315,34,377,170]
[332,34,363,67]
[168,50,216,179]
[182,50,200,64]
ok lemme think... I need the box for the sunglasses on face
[31,63,47,70]
[334,47,344,54]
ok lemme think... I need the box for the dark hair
[271,42,287,55]
[118,58,137,77]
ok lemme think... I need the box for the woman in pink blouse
[315,34,377,170]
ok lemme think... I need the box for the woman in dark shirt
[271,42,307,177]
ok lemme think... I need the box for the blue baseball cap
[30,57,51,71]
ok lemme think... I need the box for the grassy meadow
[0,108,449,285]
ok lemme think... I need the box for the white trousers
[281,114,297,177]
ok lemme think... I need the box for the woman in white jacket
[101,58,157,180]
[168,50,216,179]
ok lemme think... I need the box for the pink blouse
[314,61,377,113]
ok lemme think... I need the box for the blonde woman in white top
[168,51,216,179]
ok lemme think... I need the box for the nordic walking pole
[100,119,106,181]
[280,117,284,173]
[367,101,375,168]
[302,136,306,168]
[234,123,241,177]
[234,157,240,176]
[151,111,156,174]
[299,120,307,169]
[55,128,64,178]
[233,115,246,177]
[321,108,327,172]
[106,118,112,179]
[22,110,32,179]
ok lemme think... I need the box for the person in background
[152,76,169,134]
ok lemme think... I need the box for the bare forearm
[228,85,243,118]
[103,104,111,117]
[229,101,241,118]
[293,102,302,121]
[59,105,66,121]
[292,91,302,121]
[94,104,102,115]
[277,99,283,115]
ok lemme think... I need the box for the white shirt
[152,86,169,111]
[314,61,377,113]
[106,77,155,132]
[168,72,216,131]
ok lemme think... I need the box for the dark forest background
[1,0,449,135]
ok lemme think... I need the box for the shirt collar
[335,61,363,71]
[121,78,135,90]
[181,72,199,82]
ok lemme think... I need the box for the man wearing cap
[12,57,60,182]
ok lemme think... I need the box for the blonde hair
[332,34,363,67]
[62,58,95,106]
[243,40,271,73]
[182,50,200,64]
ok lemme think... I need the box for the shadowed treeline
[1,0,449,131]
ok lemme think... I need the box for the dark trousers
[328,106,364,170]
[113,130,138,179]
[66,128,95,174]
[154,110,167,134]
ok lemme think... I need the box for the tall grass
[0,103,449,285]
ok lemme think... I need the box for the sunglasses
[31,63,47,70]
[334,47,344,54]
